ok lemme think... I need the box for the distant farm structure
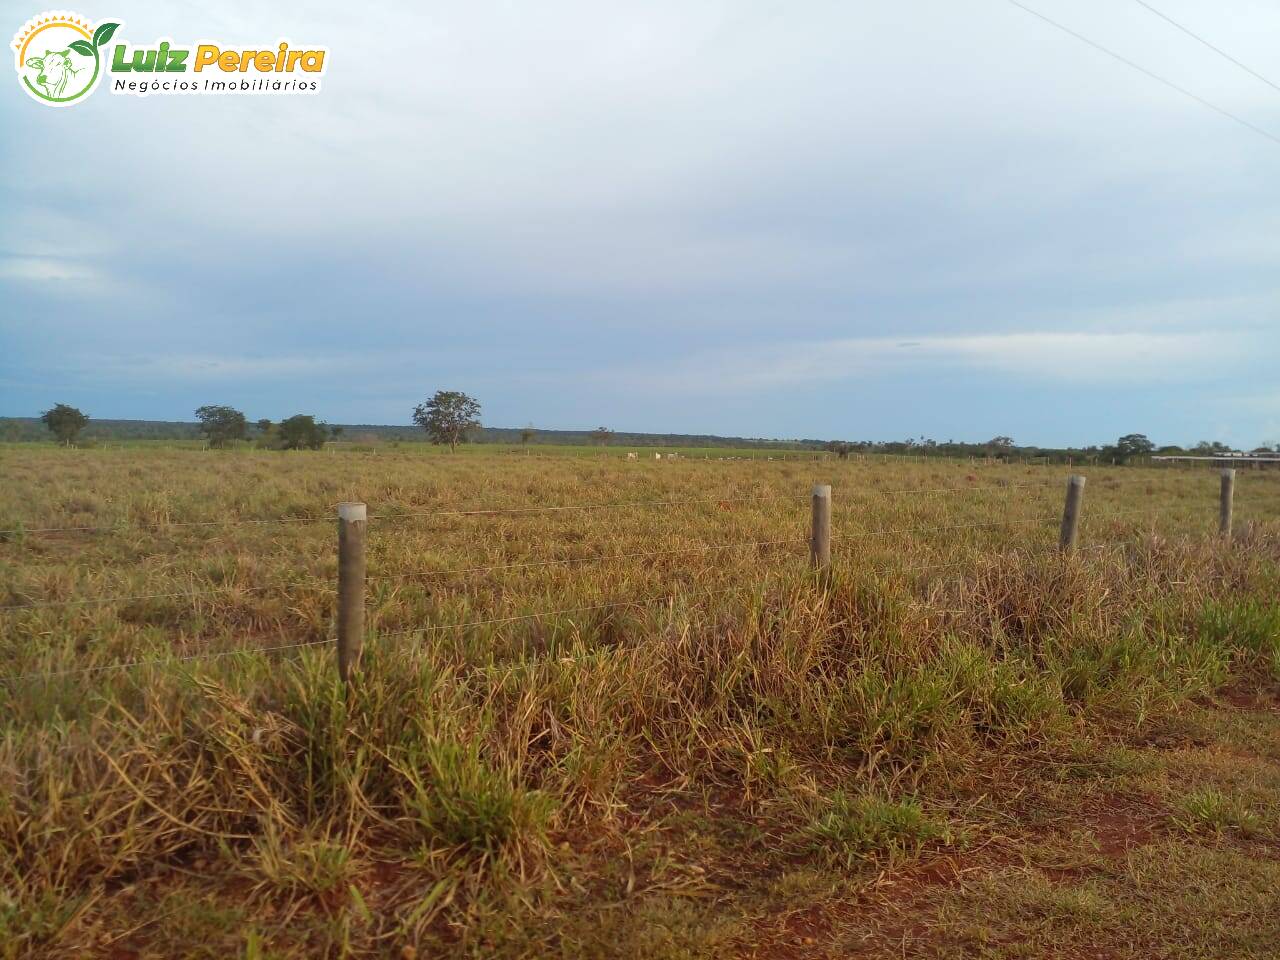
[1153,452,1280,469]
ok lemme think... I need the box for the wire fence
[0,470,1266,685]
[0,480,1071,538]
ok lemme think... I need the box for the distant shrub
[276,414,329,450]
[40,403,88,444]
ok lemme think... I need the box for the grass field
[2,446,1279,958]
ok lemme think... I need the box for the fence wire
[4,472,1243,538]
[1,505,1225,612]
[0,585,752,684]
[367,536,809,583]
[0,525,1252,686]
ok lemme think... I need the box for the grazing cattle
[654,453,662,460]
[626,452,637,460]
[26,49,79,99]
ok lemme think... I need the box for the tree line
[819,433,1280,465]
[29,391,486,451]
[21,401,1275,461]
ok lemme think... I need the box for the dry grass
[1,445,1278,957]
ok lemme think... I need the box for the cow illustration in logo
[26,48,80,97]
[12,12,119,106]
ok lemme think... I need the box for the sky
[2,0,1279,448]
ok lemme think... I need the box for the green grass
[806,792,947,865]
[1172,788,1265,837]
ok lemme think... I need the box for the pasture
[2,445,1279,958]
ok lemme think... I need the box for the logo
[12,11,327,106]
[12,12,117,106]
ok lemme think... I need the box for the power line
[1130,0,1280,96]
[1005,0,1280,148]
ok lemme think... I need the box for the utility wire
[1130,0,1280,96]
[1005,0,1280,148]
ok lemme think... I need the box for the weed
[1173,788,1265,837]
[806,792,946,865]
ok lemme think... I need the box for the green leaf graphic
[69,39,94,57]
[93,22,119,48]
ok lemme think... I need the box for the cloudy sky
[3,0,1279,447]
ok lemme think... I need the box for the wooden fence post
[337,502,367,685]
[810,484,831,577]
[1059,475,1086,552]
[1219,469,1235,538]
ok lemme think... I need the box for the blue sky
[3,0,1279,447]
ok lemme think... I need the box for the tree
[256,418,273,437]
[986,436,1014,457]
[590,426,613,446]
[41,403,88,444]
[277,414,329,450]
[1116,433,1155,458]
[520,425,536,447]
[331,425,345,440]
[412,391,481,452]
[195,405,248,448]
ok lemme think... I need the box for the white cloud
[608,330,1254,394]
[56,354,346,382]
[0,257,104,283]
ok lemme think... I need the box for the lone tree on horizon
[1114,433,1155,463]
[277,414,329,450]
[195,405,248,448]
[520,425,536,447]
[41,403,88,445]
[413,391,481,452]
[590,426,613,446]
[986,436,1014,457]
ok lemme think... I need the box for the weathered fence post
[336,502,367,685]
[1059,475,1086,552]
[1219,469,1235,538]
[810,484,831,577]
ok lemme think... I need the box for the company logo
[12,12,116,106]
[12,11,327,106]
